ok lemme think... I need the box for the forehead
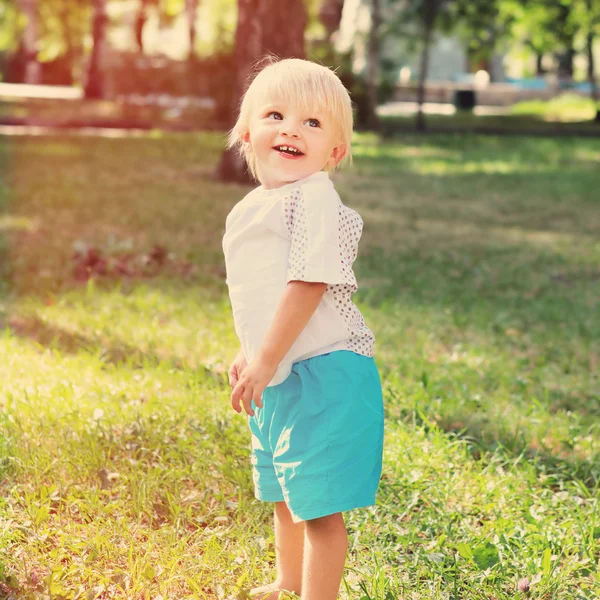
[257,100,327,118]
[249,77,333,117]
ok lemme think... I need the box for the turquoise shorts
[248,350,384,523]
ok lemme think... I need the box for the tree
[134,0,152,53]
[215,0,308,183]
[83,0,108,98]
[366,0,382,130]
[511,0,599,121]
[16,0,41,84]
[185,0,199,60]
[319,0,345,38]
[405,0,454,132]
[582,0,600,121]
[514,0,578,79]
[453,0,516,81]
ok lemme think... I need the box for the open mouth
[273,145,305,157]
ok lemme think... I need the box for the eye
[306,118,320,128]
[267,111,283,120]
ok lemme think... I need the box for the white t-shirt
[222,170,375,387]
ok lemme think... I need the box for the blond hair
[227,57,354,182]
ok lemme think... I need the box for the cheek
[252,126,275,148]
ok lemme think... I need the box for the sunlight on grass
[0,215,37,232]
[574,147,600,162]
[412,158,550,175]
[352,143,458,161]
[15,281,238,375]
[1,131,599,599]
[511,93,597,122]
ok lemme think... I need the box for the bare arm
[231,280,328,415]
[257,280,328,367]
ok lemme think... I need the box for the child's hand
[228,349,248,390]
[231,358,278,417]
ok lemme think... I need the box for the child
[222,57,384,600]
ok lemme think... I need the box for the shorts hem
[255,488,285,503]
[289,496,378,523]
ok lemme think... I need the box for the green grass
[0,97,214,129]
[0,131,599,599]
[380,93,600,133]
[510,93,598,122]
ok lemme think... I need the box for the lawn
[0,130,599,599]
[380,93,600,134]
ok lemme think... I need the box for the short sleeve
[284,183,362,290]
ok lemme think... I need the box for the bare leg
[301,513,348,600]
[250,502,305,599]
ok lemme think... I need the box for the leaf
[457,542,473,560]
[34,504,50,527]
[542,547,551,576]
[144,564,156,580]
[472,541,499,570]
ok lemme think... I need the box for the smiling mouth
[273,145,305,157]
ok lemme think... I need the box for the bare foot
[249,582,299,599]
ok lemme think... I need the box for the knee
[305,513,347,540]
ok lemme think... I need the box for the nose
[280,121,300,139]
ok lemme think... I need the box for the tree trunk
[257,0,307,59]
[536,52,545,76]
[588,34,600,122]
[186,0,198,59]
[555,2,575,80]
[60,2,74,84]
[416,0,438,132]
[84,0,108,99]
[215,0,308,183]
[317,0,345,67]
[319,0,345,39]
[366,0,381,131]
[557,46,575,79]
[585,1,600,122]
[135,0,151,53]
[17,0,41,84]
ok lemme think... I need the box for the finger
[241,384,255,417]
[253,387,264,409]
[229,369,238,390]
[231,383,243,413]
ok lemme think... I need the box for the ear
[327,143,346,168]
[241,131,251,148]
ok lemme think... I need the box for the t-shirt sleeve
[284,183,362,289]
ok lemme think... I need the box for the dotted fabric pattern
[283,185,375,358]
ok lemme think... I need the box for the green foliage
[0,0,21,53]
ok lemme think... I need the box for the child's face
[242,97,346,189]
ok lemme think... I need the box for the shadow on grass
[378,113,600,138]
[4,312,228,387]
[430,413,600,491]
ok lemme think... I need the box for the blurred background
[0,3,599,598]
[1,0,599,159]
